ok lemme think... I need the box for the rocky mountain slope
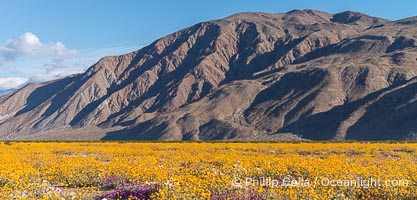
[2,9,417,140]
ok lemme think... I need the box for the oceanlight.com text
[232,177,410,188]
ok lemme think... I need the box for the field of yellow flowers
[0,142,416,199]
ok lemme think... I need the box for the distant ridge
[1,10,417,141]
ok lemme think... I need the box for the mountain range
[2,9,417,141]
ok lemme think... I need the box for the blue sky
[0,0,416,90]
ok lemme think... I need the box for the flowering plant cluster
[0,142,415,199]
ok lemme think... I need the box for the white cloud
[27,45,140,83]
[50,41,78,61]
[0,32,77,61]
[0,32,44,60]
[0,77,28,90]
[0,32,81,90]
[0,32,142,92]
[29,67,80,83]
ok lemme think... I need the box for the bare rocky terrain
[1,9,417,141]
